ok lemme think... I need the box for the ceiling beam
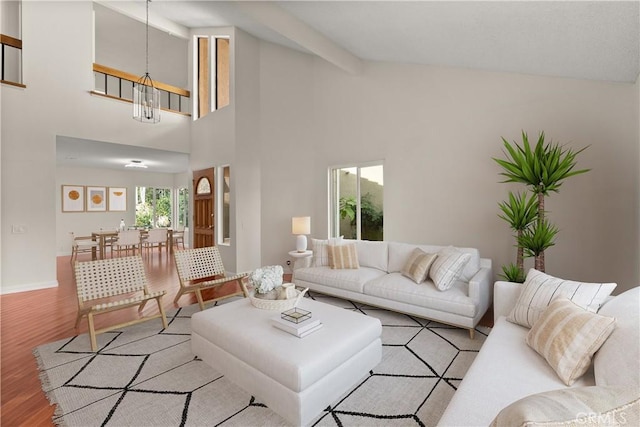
[235,1,363,75]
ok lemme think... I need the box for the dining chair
[172,227,186,250]
[111,230,142,257]
[142,228,168,256]
[70,232,99,263]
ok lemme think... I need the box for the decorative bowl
[248,287,308,310]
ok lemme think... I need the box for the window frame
[216,164,231,246]
[329,160,384,241]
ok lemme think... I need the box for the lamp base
[296,235,307,252]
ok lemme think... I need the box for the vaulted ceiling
[142,0,640,83]
[62,1,639,173]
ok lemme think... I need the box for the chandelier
[133,0,160,123]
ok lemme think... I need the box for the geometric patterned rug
[33,291,489,426]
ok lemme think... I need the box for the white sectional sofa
[438,281,640,426]
[293,240,493,338]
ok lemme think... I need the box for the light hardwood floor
[0,250,241,427]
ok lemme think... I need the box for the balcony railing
[91,63,191,116]
[1,34,25,88]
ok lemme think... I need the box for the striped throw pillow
[508,268,616,328]
[526,297,616,386]
[429,246,472,291]
[328,243,359,269]
[491,386,639,427]
[311,237,344,267]
[401,248,437,284]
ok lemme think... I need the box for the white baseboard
[0,280,59,295]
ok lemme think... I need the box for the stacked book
[271,315,323,338]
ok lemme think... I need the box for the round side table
[288,250,313,270]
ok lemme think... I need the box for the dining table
[91,228,174,260]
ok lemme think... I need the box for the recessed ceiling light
[125,160,148,168]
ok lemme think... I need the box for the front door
[192,168,215,248]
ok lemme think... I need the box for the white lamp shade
[292,216,311,235]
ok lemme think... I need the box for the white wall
[94,3,188,88]
[257,41,639,293]
[1,1,190,293]
[1,1,20,37]
[233,29,262,273]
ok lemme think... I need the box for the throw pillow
[311,237,343,267]
[526,297,616,386]
[428,246,471,291]
[401,248,437,284]
[490,385,640,427]
[328,243,359,269]
[507,268,616,328]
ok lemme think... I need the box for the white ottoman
[191,297,382,426]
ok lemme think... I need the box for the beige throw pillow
[311,237,344,267]
[526,297,616,386]
[328,243,359,269]
[401,248,437,284]
[508,268,616,328]
[429,246,471,291]
[491,385,640,427]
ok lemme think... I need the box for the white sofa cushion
[429,246,472,291]
[437,316,596,427]
[526,298,616,386]
[490,385,640,427]
[594,287,640,388]
[353,240,388,271]
[508,269,616,328]
[363,273,476,317]
[387,242,480,282]
[400,248,437,283]
[294,266,386,293]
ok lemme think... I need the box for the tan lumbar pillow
[526,297,616,386]
[401,248,437,284]
[328,243,359,269]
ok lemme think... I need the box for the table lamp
[292,216,311,252]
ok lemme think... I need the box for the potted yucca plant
[497,191,538,282]
[494,131,589,274]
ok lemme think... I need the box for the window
[175,187,189,229]
[135,187,172,228]
[194,35,230,119]
[217,165,231,245]
[330,163,384,241]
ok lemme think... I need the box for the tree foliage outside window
[331,163,383,241]
[135,187,172,228]
[339,194,383,240]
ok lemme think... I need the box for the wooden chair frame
[111,230,142,258]
[142,228,168,257]
[74,255,168,351]
[173,246,249,310]
[70,232,99,264]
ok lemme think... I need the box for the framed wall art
[86,186,107,212]
[108,187,127,211]
[61,185,85,212]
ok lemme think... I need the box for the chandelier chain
[145,0,149,75]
